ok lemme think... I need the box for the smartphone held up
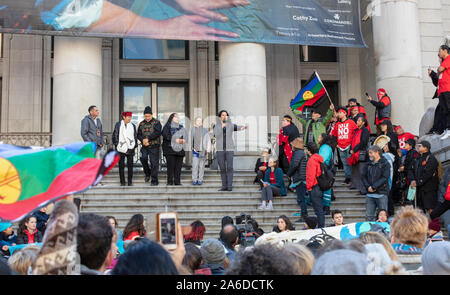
[156,212,178,250]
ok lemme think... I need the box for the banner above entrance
[0,0,366,47]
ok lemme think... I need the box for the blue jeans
[295,182,308,216]
[366,195,387,221]
[338,147,352,180]
[310,185,325,228]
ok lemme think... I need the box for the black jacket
[413,152,439,192]
[281,124,301,145]
[254,158,269,182]
[33,211,49,233]
[362,157,391,196]
[352,126,370,154]
[385,131,400,159]
[286,149,307,183]
[16,230,43,245]
[162,123,186,157]
[403,149,419,181]
[137,118,162,148]
[112,121,137,155]
[430,70,439,99]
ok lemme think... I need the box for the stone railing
[0,133,52,147]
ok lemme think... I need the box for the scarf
[347,128,363,166]
[31,200,79,275]
[117,120,135,154]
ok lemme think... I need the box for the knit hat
[312,249,368,275]
[348,98,357,103]
[421,241,450,275]
[144,106,152,115]
[200,238,226,265]
[428,218,441,232]
[0,222,12,232]
[364,243,393,275]
[405,138,416,148]
[377,88,386,95]
[31,200,80,275]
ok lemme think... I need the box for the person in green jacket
[292,104,335,145]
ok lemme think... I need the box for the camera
[235,213,260,247]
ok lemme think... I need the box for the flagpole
[315,70,334,106]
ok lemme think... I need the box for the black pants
[255,171,265,189]
[141,147,160,184]
[431,103,446,134]
[439,92,450,130]
[430,200,450,220]
[217,151,234,190]
[119,152,134,185]
[165,155,184,185]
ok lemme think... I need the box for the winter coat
[189,126,211,158]
[413,152,439,193]
[162,122,187,157]
[81,115,104,146]
[306,154,324,191]
[0,231,16,248]
[404,149,420,181]
[370,95,391,125]
[293,108,333,145]
[362,156,390,196]
[137,118,162,148]
[16,229,43,245]
[264,167,287,196]
[254,158,269,182]
[112,121,137,155]
[287,149,307,184]
[33,211,49,233]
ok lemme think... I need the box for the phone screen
[160,217,177,245]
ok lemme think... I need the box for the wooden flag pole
[315,70,334,107]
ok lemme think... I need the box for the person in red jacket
[305,142,325,228]
[331,107,359,185]
[395,125,415,156]
[367,89,391,135]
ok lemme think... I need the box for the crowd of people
[1,201,449,275]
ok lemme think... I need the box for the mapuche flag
[0,142,119,222]
[290,72,328,112]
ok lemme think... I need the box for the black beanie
[405,138,416,149]
[144,106,152,115]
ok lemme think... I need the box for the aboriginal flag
[0,142,119,222]
[290,72,328,112]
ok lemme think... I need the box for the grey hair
[368,145,383,157]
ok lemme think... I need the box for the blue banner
[0,0,366,47]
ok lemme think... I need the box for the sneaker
[441,130,450,140]
[267,203,273,210]
[145,176,150,183]
[323,206,331,216]
[197,181,203,185]
[193,181,198,185]
[258,204,266,210]
[218,188,227,191]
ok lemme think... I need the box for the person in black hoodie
[254,147,271,189]
[287,138,308,222]
[410,141,439,214]
[16,215,43,245]
[33,206,49,234]
[162,113,187,185]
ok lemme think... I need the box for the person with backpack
[410,141,440,214]
[318,133,335,216]
[305,142,325,228]
[287,138,308,222]
[361,145,391,221]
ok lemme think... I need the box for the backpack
[317,162,335,191]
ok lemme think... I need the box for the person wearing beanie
[422,241,450,275]
[425,218,444,246]
[200,238,228,275]
[367,88,391,135]
[137,106,162,185]
[113,111,137,186]
[312,249,368,275]
[331,106,358,184]
[410,141,439,214]
[0,222,16,257]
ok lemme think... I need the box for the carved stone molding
[0,133,52,147]
[142,66,168,73]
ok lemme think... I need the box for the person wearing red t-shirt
[437,45,450,140]
[347,98,371,133]
[367,89,391,135]
[331,107,359,184]
[395,125,415,156]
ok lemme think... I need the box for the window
[300,46,338,62]
[122,39,188,60]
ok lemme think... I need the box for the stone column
[218,43,268,169]
[371,0,424,134]
[52,37,103,146]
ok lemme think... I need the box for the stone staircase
[79,168,367,239]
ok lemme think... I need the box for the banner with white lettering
[0,0,366,47]
[255,222,390,247]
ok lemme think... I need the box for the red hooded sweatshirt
[306,154,324,191]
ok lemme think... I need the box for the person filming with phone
[366,89,392,135]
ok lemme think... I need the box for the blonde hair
[8,245,41,275]
[390,206,428,249]
[359,231,399,261]
[283,244,315,275]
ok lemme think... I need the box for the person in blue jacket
[258,157,287,210]
[0,223,17,257]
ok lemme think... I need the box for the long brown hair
[123,214,146,239]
